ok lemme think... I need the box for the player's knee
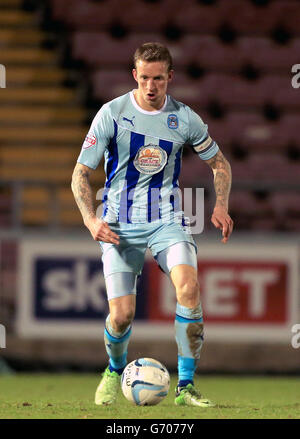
[176,278,200,307]
[110,309,134,333]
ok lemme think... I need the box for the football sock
[104,314,132,375]
[175,302,204,384]
[178,379,194,389]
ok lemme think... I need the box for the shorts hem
[152,239,197,259]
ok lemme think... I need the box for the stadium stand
[0,0,299,232]
[0,0,105,227]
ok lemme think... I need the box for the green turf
[0,374,299,419]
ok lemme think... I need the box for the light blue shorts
[99,220,198,300]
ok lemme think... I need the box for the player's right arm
[71,163,119,245]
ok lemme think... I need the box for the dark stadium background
[0,0,299,376]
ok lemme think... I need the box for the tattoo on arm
[71,165,96,224]
[206,150,232,210]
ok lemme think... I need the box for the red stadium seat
[178,35,245,72]
[91,69,135,101]
[215,75,267,108]
[238,37,300,72]
[219,0,280,34]
[267,0,300,34]
[72,32,186,67]
[172,1,223,34]
[277,114,300,145]
[224,112,293,150]
[250,218,278,231]
[247,153,300,184]
[216,73,300,110]
[179,152,212,187]
[230,159,258,181]
[229,189,276,230]
[229,190,261,214]
[270,192,300,217]
[51,0,114,30]
[116,0,182,33]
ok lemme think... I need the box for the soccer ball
[121,358,170,406]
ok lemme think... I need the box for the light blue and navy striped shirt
[77,91,219,224]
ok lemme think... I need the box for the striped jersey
[77,90,219,224]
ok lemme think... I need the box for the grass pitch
[0,373,299,419]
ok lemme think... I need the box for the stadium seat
[91,69,135,101]
[0,106,86,125]
[267,0,300,34]
[51,0,114,30]
[230,159,257,181]
[247,153,300,183]
[0,9,33,27]
[0,147,77,164]
[228,189,276,230]
[0,29,44,46]
[238,37,300,72]
[0,87,77,104]
[172,1,223,33]
[0,126,86,145]
[207,74,267,108]
[228,190,259,214]
[6,66,66,86]
[72,32,181,67]
[219,0,280,34]
[270,191,300,218]
[116,0,182,33]
[225,112,285,150]
[0,47,56,65]
[250,218,277,231]
[272,75,300,109]
[177,35,245,72]
[279,114,300,145]
[179,151,212,187]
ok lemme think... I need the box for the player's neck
[133,90,166,112]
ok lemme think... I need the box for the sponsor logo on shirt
[83,132,97,149]
[167,114,178,129]
[133,144,167,175]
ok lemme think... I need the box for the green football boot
[95,367,120,405]
[175,383,215,407]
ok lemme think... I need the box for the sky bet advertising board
[17,239,298,342]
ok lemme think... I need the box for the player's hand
[85,216,120,245]
[211,206,234,244]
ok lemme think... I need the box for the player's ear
[132,69,138,82]
[168,69,174,83]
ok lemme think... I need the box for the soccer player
[71,42,233,407]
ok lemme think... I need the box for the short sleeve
[77,104,114,170]
[187,107,219,161]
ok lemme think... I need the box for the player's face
[132,60,173,111]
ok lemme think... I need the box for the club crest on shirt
[83,132,97,149]
[167,113,178,129]
[133,144,167,175]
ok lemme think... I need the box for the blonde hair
[134,42,173,72]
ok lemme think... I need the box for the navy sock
[178,379,194,388]
[108,363,125,375]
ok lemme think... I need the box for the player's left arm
[203,149,234,244]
